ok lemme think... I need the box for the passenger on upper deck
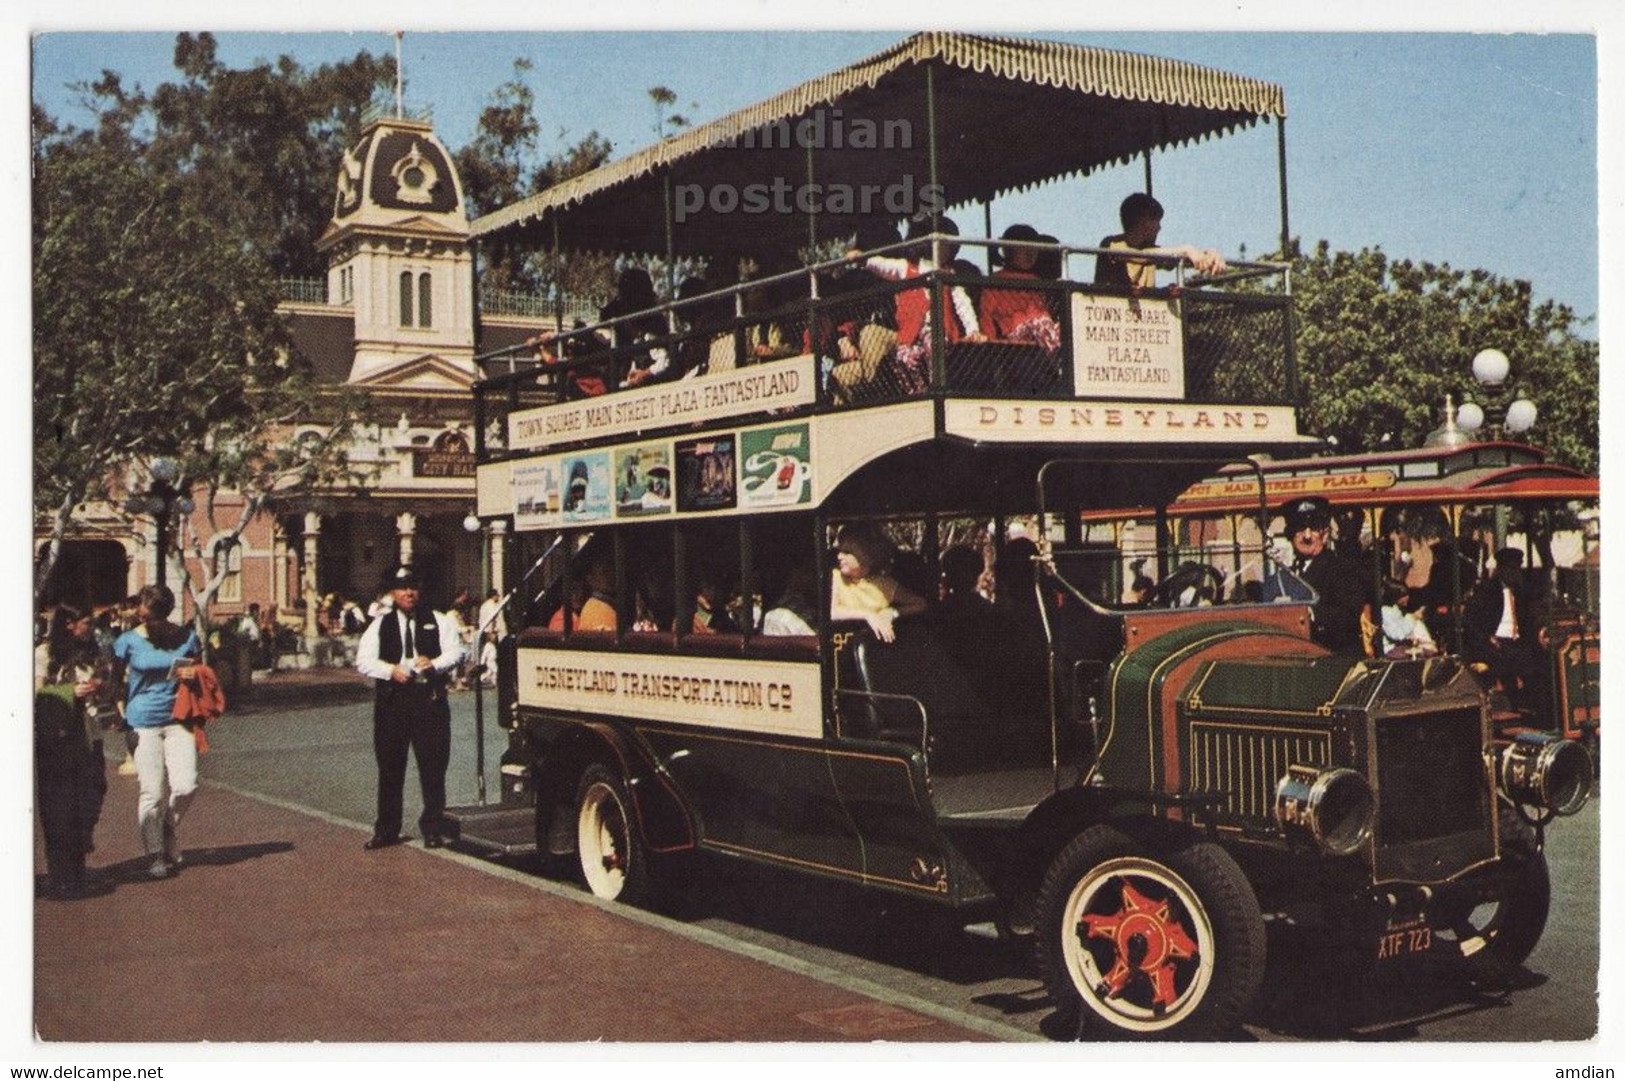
[849,216,984,393]
[529,320,613,399]
[977,223,1061,353]
[829,522,927,644]
[674,276,738,378]
[731,254,799,363]
[1093,193,1228,292]
[602,268,670,389]
[822,223,903,400]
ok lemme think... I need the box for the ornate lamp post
[1455,348,1539,553]
[124,457,194,592]
[1456,348,1538,441]
[463,511,489,805]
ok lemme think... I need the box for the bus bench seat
[852,629,990,754]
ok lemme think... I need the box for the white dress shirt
[355,607,465,682]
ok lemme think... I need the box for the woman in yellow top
[829,523,927,643]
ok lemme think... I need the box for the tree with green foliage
[32,85,364,624]
[1279,241,1597,473]
[458,60,649,306]
[88,32,399,277]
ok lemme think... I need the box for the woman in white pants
[111,586,199,879]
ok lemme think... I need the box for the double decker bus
[457,33,1591,1039]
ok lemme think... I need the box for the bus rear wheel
[1035,825,1265,1040]
[575,763,650,905]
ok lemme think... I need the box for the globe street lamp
[124,457,194,592]
[1455,348,1539,553]
[1456,347,1538,441]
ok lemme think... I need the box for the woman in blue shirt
[111,585,199,879]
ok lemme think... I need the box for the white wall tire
[1036,825,1265,1039]
[575,764,649,904]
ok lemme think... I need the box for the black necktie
[403,615,415,659]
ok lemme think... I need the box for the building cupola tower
[317,107,475,386]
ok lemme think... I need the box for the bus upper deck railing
[473,236,1294,460]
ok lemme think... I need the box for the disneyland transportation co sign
[515,648,823,739]
[508,355,818,452]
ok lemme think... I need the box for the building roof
[286,308,356,384]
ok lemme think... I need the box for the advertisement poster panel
[739,423,812,509]
[676,435,737,512]
[561,452,612,523]
[614,443,674,518]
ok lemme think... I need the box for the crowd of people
[309,586,501,690]
[525,193,1226,403]
[34,586,202,897]
[33,573,509,896]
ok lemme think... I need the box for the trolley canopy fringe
[472,31,1287,257]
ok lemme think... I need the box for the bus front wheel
[1035,825,1265,1040]
[1432,806,1551,984]
[575,763,650,904]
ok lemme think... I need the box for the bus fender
[1012,786,1206,894]
[536,721,697,856]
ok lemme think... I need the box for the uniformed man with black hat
[355,565,464,850]
[1262,496,1369,653]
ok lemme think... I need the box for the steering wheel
[1152,563,1227,608]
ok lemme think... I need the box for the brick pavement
[34,772,993,1043]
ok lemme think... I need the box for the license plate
[1374,918,1433,960]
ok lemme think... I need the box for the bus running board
[442,804,537,857]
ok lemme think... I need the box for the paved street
[36,669,1602,1043]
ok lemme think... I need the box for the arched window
[417,271,433,328]
[399,271,413,327]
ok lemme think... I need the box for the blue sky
[29,29,1600,327]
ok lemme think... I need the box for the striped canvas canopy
[472,31,1286,259]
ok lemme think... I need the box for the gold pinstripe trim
[1125,629,1278,787]
[625,724,940,889]
[664,727,926,806]
[704,838,949,894]
[1187,721,1331,820]
[1189,718,1333,738]
[1185,661,1339,718]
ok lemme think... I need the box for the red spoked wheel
[1075,865,1206,1012]
[1036,825,1265,1039]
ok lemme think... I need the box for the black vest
[377,610,443,667]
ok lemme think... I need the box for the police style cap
[1280,496,1332,534]
[383,564,422,590]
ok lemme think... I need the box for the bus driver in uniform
[1262,496,1368,654]
[355,565,464,850]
